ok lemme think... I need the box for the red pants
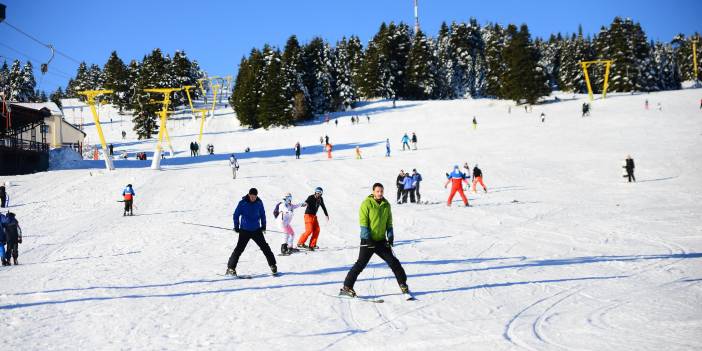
[297,214,321,247]
[447,185,468,206]
[472,176,487,192]
[327,151,332,159]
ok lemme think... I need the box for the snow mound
[48,147,85,170]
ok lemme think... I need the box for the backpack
[273,202,282,219]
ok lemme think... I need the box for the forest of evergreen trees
[1,16,700,136]
[230,17,701,128]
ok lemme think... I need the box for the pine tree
[50,87,64,108]
[231,49,264,128]
[483,23,507,98]
[103,51,130,111]
[38,90,48,102]
[258,47,288,128]
[385,22,412,99]
[302,37,334,114]
[359,23,389,98]
[672,33,701,82]
[347,35,364,101]
[170,50,200,107]
[500,24,550,104]
[19,61,37,102]
[558,27,592,93]
[537,34,563,90]
[281,35,310,121]
[405,29,437,99]
[333,37,357,110]
[66,62,90,99]
[0,61,9,98]
[129,58,159,139]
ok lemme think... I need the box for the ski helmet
[283,193,292,203]
[314,187,323,194]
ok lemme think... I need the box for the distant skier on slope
[444,165,469,207]
[340,183,410,299]
[411,169,423,203]
[326,143,333,159]
[355,146,362,159]
[624,155,636,182]
[122,184,135,216]
[401,133,410,151]
[296,187,329,251]
[385,139,391,157]
[229,154,239,179]
[294,142,301,159]
[396,170,406,204]
[276,193,306,255]
[472,116,478,130]
[411,132,418,150]
[226,188,277,277]
[0,185,7,208]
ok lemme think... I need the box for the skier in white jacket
[279,193,306,255]
[229,154,239,179]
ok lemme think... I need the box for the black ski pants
[5,240,18,261]
[0,195,6,208]
[414,183,421,202]
[228,229,276,269]
[396,187,403,203]
[124,200,133,214]
[627,169,636,182]
[343,241,407,289]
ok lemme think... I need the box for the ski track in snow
[2,90,702,350]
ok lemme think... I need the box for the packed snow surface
[1,89,701,350]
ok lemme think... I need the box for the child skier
[229,154,239,179]
[444,165,469,207]
[122,184,135,216]
[277,193,306,255]
[326,143,333,159]
[355,146,362,159]
[472,116,478,130]
[472,164,488,193]
[401,133,410,150]
[385,139,391,157]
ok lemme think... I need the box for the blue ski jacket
[233,195,266,232]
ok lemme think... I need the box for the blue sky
[1,0,700,94]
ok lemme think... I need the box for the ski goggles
[314,190,323,195]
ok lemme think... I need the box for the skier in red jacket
[444,165,469,206]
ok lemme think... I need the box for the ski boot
[400,284,410,294]
[225,268,237,276]
[339,286,357,298]
[270,264,279,276]
[400,284,416,300]
[297,243,308,250]
[13,258,18,265]
[281,244,288,255]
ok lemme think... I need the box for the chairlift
[40,44,55,75]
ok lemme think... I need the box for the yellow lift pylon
[210,84,220,119]
[580,60,613,101]
[692,36,699,83]
[182,85,197,121]
[78,89,115,171]
[144,88,181,170]
[193,108,208,144]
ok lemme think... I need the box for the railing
[0,135,49,152]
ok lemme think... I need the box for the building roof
[60,98,88,110]
[12,102,63,116]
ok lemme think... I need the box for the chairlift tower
[413,0,420,34]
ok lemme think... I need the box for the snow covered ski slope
[1,89,701,350]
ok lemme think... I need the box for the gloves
[361,239,375,248]
[261,225,266,233]
[361,239,369,247]
[234,227,240,233]
[387,228,394,247]
[360,226,370,240]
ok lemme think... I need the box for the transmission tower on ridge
[414,0,420,34]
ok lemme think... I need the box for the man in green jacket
[340,183,410,297]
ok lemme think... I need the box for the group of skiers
[0,211,22,266]
[444,163,487,206]
[224,184,410,298]
[349,115,370,124]
[189,141,200,156]
[401,133,418,151]
[395,169,423,204]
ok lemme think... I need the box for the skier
[412,169,423,203]
[0,185,7,208]
[699,98,702,110]
[385,139,391,157]
[1,212,21,265]
[326,143,333,159]
[194,142,200,156]
[297,187,329,251]
[444,165,469,207]
[335,119,338,127]
[350,116,355,125]
[207,144,215,155]
[656,102,662,111]
[226,188,277,277]
[624,155,636,182]
[402,172,416,203]
[472,116,478,130]
[277,193,306,255]
[294,142,301,159]
[396,170,406,204]
[229,154,239,179]
[319,136,324,145]
[540,112,545,123]
[472,164,488,193]
[645,99,649,110]
[462,162,472,181]
[340,183,410,298]
[0,212,6,266]
[411,132,418,150]
[122,184,135,216]
[401,133,410,151]
[355,146,362,160]
[108,144,114,156]
[121,130,127,139]
[581,102,590,117]
[325,135,329,145]
[366,114,370,123]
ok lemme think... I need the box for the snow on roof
[12,102,63,116]
[60,98,88,109]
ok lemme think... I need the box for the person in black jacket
[396,170,406,204]
[294,142,301,159]
[2,212,21,265]
[296,187,330,250]
[625,155,636,182]
[0,185,7,208]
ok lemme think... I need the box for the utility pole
[414,0,420,34]
[693,35,699,84]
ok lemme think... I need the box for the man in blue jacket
[411,169,423,203]
[226,188,277,277]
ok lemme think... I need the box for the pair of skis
[326,292,416,304]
